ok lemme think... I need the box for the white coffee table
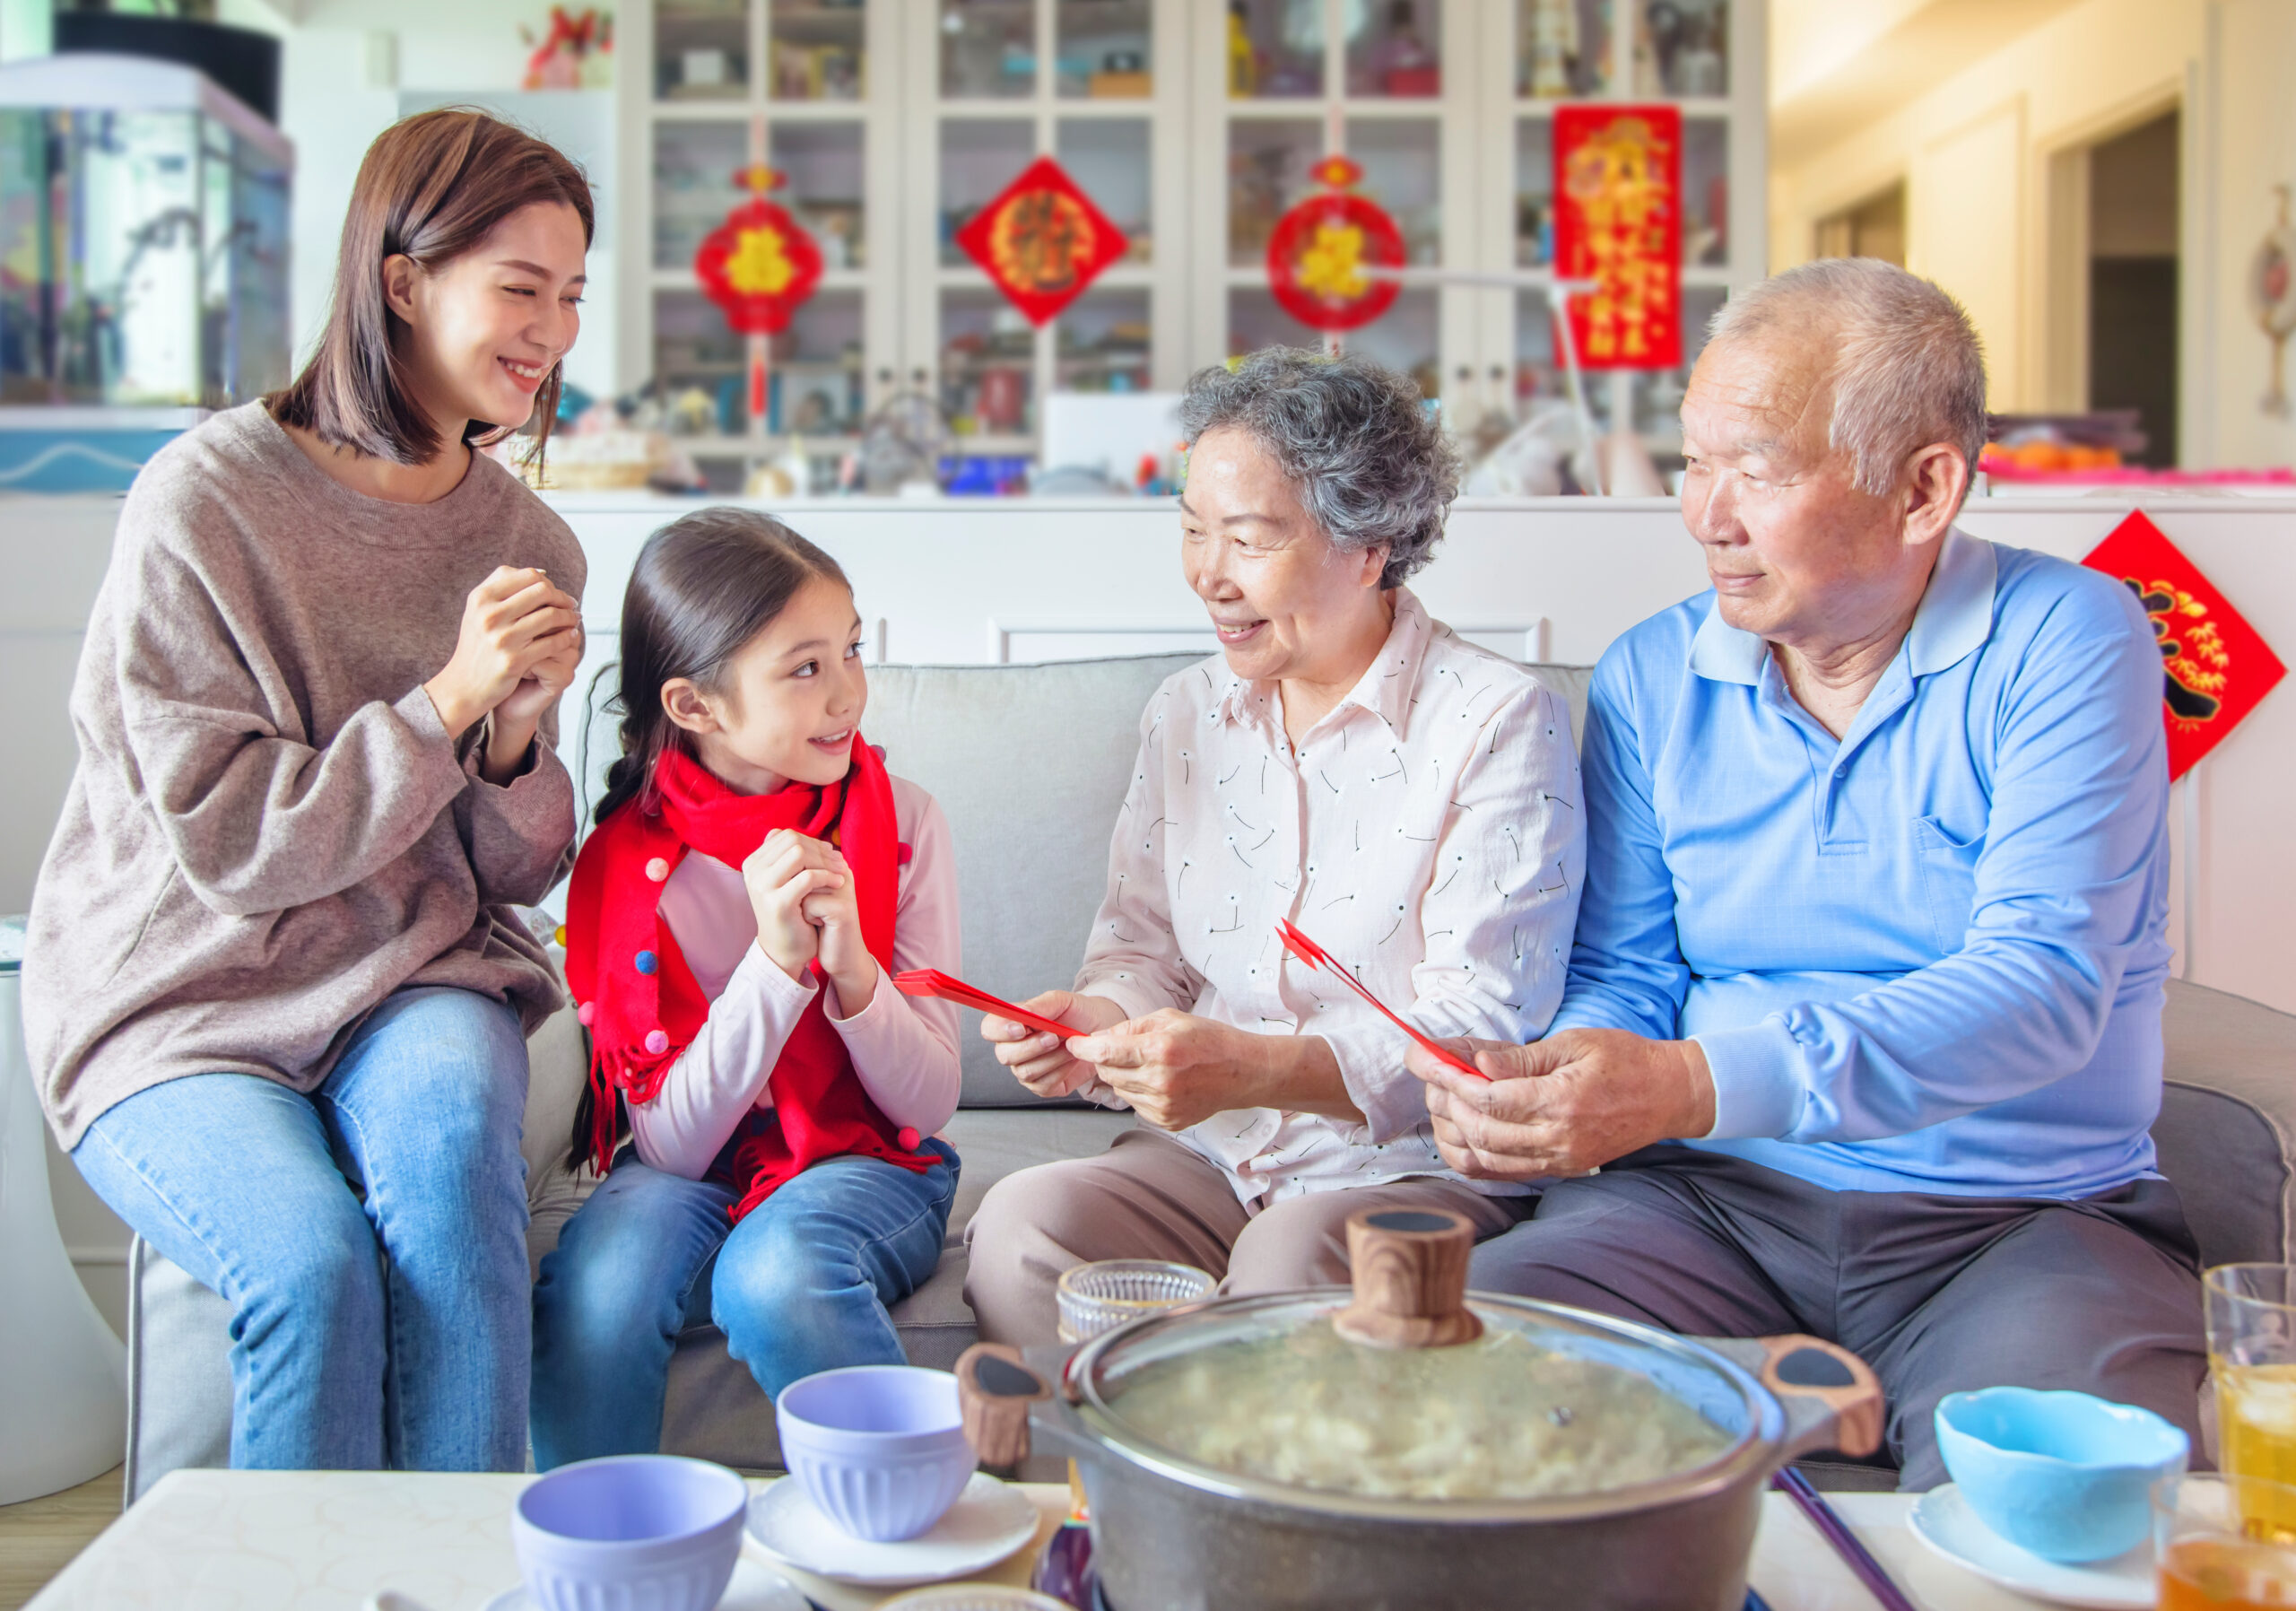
[23,1469,2068,1610]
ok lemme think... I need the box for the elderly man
[1408,259,2205,1488]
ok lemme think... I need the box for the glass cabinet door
[656,0,751,100]
[1058,0,1153,96]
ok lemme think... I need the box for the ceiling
[1769,0,2093,168]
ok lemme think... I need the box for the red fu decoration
[1552,105,1683,370]
[956,155,1129,327]
[694,164,824,339]
[2082,511,2286,780]
[1264,156,1407,334]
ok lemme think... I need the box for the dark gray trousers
[1468,1145,2208,1491]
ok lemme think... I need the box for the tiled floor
[0,1467,120,1611]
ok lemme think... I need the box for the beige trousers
[961,1126,1530,1346]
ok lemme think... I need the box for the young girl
[30,109,588,1473]
[531,510,963,1467]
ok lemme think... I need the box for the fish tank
[0,54,292,413]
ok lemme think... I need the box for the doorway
[2086,112,2179,465]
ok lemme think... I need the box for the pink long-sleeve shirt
[627,774,963,1180]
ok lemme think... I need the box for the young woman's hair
[594,508,852,826]
[269,109,594,466]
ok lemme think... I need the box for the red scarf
[563,741,933,1221]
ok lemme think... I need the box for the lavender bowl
[776,1365,975,1542]
[511,1455,747,1611]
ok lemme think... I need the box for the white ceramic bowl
[775,1365,976,1542]
[511,1455,748,1611]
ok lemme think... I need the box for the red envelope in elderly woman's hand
[1274,920,1490,1080]
[892,969,1079,1041]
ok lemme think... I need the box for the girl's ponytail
[592,508,849,827]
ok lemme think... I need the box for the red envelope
[1274,919,1490,1080]
[892,969,1078,1041]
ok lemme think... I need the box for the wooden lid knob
[1331,1207,1484,1350]
[954,1344,1049,1476]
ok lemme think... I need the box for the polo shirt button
[1833,767,1847,779]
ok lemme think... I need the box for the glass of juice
[2209,1264,2296,1537]
[2155,1474,2296,1609]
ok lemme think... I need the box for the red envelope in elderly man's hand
[1274,920,1490,1080]
[892,969,1079,1041]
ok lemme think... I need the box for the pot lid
[1078,1208,1761,1506]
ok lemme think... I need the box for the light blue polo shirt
[1549,531,2174,1197]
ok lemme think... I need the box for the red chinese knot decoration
[2082,511,2286,781]
[1264,156,1406,333]
[693,165,823,337]
[1552,105,1683,370]
[955,156,1128,327]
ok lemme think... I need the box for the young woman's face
[385,199,587,439]
[665,577,869,797]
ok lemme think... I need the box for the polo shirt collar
[1688,527,1996,687]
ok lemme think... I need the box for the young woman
[24,109,592,1472]
[530,511,961,1468]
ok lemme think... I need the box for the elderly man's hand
[1065,1010,1266,1132]
[1404,1029,1718,1180]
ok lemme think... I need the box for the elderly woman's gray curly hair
[1177,349,1460,589]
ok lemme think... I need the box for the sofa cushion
[2158,979,2296,1267]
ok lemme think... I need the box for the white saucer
[479,1555,810,1611]
[743,1473,1040,1589]
[1908,1484,2153,1609]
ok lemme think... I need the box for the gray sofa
[120,652,2296,1498]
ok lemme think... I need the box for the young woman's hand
[483,623,585,783]
[982,990,1130,1099]
[799,843,875,1014]
[424,566,580,743]
[744,829,845,985]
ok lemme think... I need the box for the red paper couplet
[2081,511,2287,780]
[1552,104,1683,370]
[693,169,824,337]
[1264,155,1408,333]
[955,155,1129,327]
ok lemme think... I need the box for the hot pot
[957,1208,1883,1611]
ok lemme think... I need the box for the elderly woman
[962,350,1585,1345]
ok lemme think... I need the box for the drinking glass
[2154,1474,2296,1609]
[1056,1259,1216,1344]
[2209,1264,2296,1535]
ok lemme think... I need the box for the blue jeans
[73,986,533,1472]
[529,1138,959,1470]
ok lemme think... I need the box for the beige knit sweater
[25,403,587,1149]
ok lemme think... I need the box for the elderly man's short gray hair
[1178,348,1460,588]
[1705,259,1988,497]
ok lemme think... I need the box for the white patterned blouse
[1072,587,1586,1209]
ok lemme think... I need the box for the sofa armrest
[2158,980,2296,1267]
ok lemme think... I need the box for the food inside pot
[1104,1315,1735,1500]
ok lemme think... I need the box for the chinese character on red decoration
[692,165,823,336]
[1264,155,1406,333]
[2082,511,2286,780]
[956,156,1128,327]
[1552,106,1683,370]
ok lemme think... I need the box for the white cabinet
[616,0,1767,483]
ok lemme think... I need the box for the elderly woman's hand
[1405,1030,1718,1180]
[1065,1010,1287,1132]
[981,990,1129,1100]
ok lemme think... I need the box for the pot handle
[955,1343,1051,1477]
[1702,1335,1885,1461]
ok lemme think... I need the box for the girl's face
[384,200,587,440]
[663,576,868,796]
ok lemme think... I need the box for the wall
[1770,0,2296,473]
[1770,0,2200,418]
